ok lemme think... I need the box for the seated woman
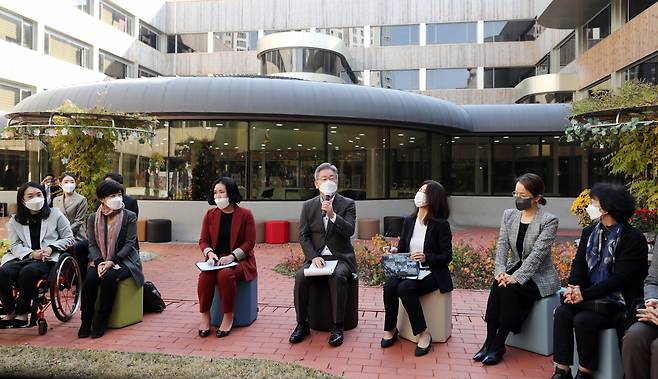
[623,242,658,379]
[52,172,89,277]
[0,182,74,327]
[552,183,648,379]
[474,173,560,366]
[197,177,257,338]
[78,179,143,339]
[381,180,452,357]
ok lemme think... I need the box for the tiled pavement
[0,226,581,378]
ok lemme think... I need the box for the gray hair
[314,162,339,180]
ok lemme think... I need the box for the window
[626,53,658,84]
[213,31,258,51]
[558,33,576,69]
[340,70,363,84]
[492,136,552,194]
[100,1,134,35]
[536,54,550,76]
[317,27,366,47]
[448,137,489,194]
[426,68,477,90]
[99,51,131,79]
[0,140,27,190]
[484,20,537,42]
[0,9,33,49]
[328,125,387,199]
[555,139,584,197]
[44,30,90,68]
[168,121,247,200]
[0,80,33,111]
[303,49,342,75]
[371,25,419,46]
[426,22,477,44]
[628,0,657,21]
[370,70,419,90]
[259,48,345,78]
[139,23,161,50]
[390,129,429,198]
[483,67,534,88]
[67,0,91,14]
[167,34,207,53]
[585,6,611,49]
[249,122,325,200]
[138,66,160,78]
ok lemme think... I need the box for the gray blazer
[494,207,560,297]
[299,193,357,273]
[53,192,88,241]
[87,209,144,287]
[644,243,658,301]
[3,207,75,265]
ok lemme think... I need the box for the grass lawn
[0,345,337,379]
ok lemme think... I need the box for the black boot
[78,320,92,338]
[473,340,491,361]
[91,315,108,339]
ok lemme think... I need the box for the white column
[419,23,426,46]
[477,20,484,44]
[92,0,100,18]
[364,25,371,48]
[36,22,45,54]
[419,68,427,91]
[363,69,371,86]
[92,46,100,73]
[207,31,213,53]
[258,30,265,39]
[134,17,140,39]
[477,67,484,89]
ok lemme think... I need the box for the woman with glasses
[473,173,560,366]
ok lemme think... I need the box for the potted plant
[629,208,658,244]
[570,189,593,228]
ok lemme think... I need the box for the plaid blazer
[494,207,561,297]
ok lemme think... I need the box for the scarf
[585,222,622,285]
[94,203,125,262]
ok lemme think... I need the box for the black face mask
[515,197,533,211]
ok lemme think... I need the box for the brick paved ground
[0,224,580,378]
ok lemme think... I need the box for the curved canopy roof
[10,76,571,133]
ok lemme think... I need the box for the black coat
[397,215,453,293]
[569,223,648,320]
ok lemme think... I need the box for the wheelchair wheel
[37,318,47,335]
[49,253,82,322]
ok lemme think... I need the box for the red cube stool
[265,220,289,244]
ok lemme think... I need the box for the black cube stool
[383,216,404,237]
[308,274,359,331]
[146,219,172,242]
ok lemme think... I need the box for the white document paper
[303,260,338,277]
[195,261,238,272]
[405,269,431,281]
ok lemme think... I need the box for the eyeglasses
[512,191,532,200]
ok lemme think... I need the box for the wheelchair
[0,252,82,335]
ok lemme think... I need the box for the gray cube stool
[288,219,300,243]
[357,218,379,240]
[255,220,265,243]
[571,328,623,379]
[506,292,560,356]
[146,219,171,242]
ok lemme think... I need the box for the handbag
[382,253,419,279]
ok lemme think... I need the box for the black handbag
[382,253,419,279]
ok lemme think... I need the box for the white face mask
[25,196,44,211]
[62,183,76,194]
[586,203,602,220]
[215,197,230,209]
[105,195,123,210]
[414,191,427,208]
[319,180,338,196]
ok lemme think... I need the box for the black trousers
[383,274,440,335]
[294,260,351,325]
[0,259,53,315]
[72,240,89,280]
[623,321,658,379]
[484,279,541,334]
[553,303,617,371]
[80,264,131,325]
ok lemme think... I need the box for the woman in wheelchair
[78,180,143,339]
[0,182,75,328]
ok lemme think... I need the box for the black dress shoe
[78,323,92,338]
[90,323,107,339]
[198,329,210,338]
[574,370,593,379]
[216,328,231,338]
[472,341,490,361]
[381,329,398,348]
[289,323,310,344]
[551,367,574,379]
[10,318,29,328]
[481,346,506,365]
[415,336,432,356]
[328,326,344,347]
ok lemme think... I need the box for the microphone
[321,193,334,217]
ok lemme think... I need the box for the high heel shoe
[381,329,398,348]
[415,336,432,356]
[216,328,232,338]
[198,329,210,338]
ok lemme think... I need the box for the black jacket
[569,223,648,320]
[397,215,453,293]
